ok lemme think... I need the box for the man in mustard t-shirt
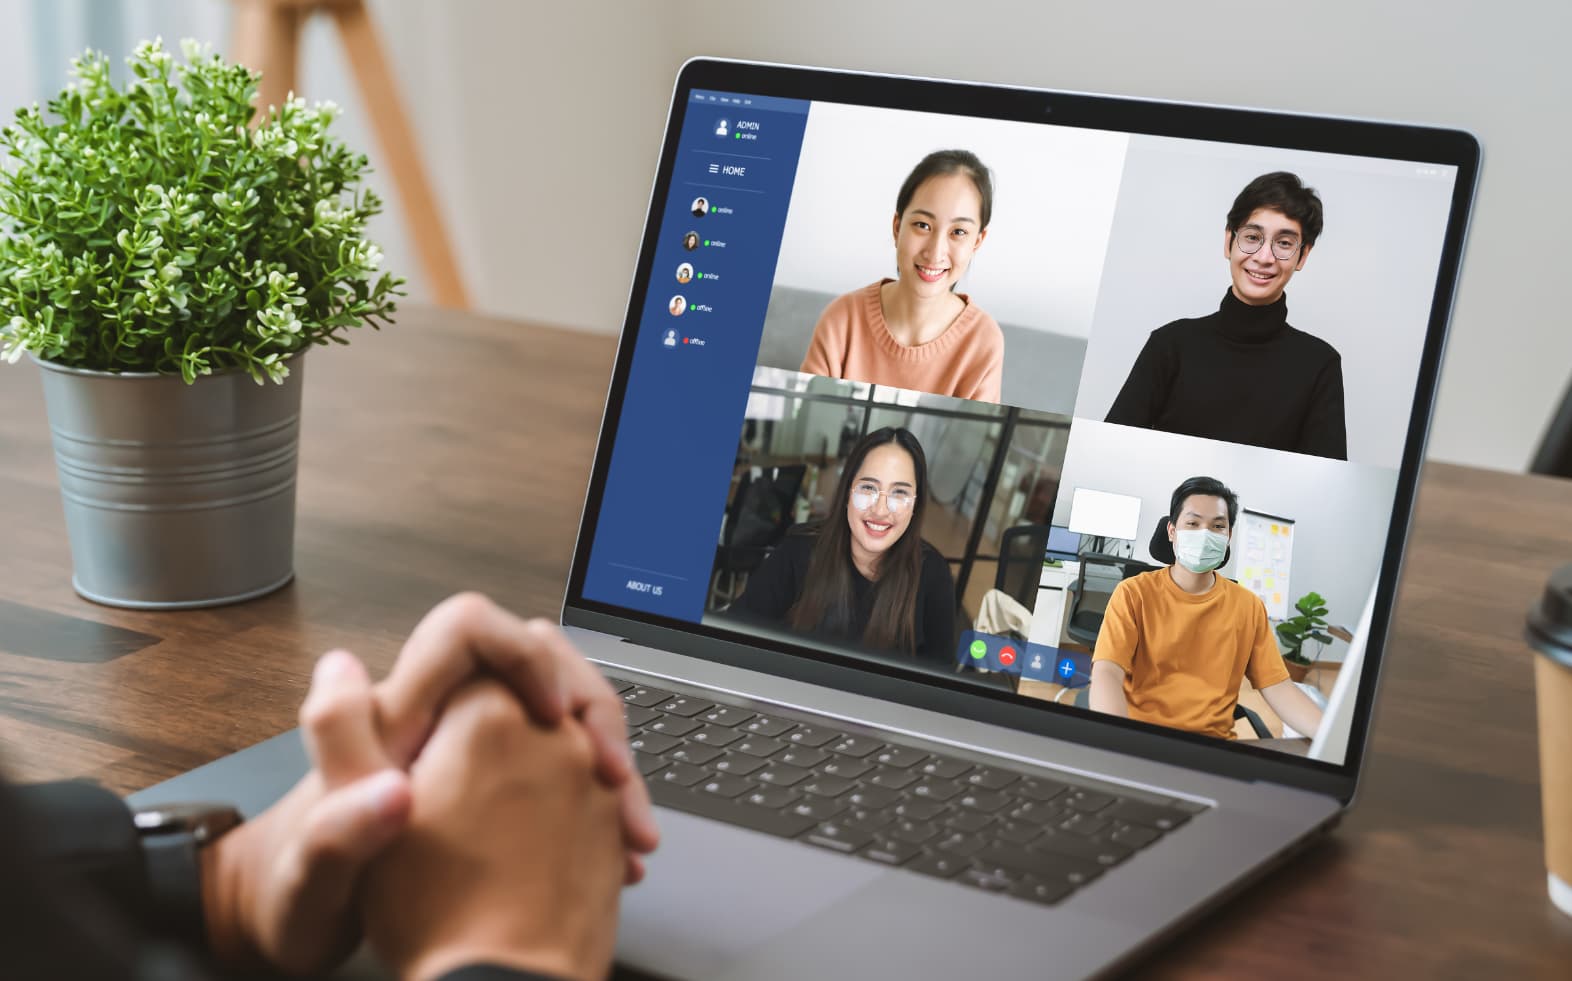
[1087,476,1325,740]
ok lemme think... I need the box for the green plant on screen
[1276,590,1333,666]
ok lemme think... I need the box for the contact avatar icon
[715,118,729,137]
[663,329,678,347]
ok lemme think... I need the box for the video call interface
[582,86,1460,765]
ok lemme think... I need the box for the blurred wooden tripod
[230,0,468,308]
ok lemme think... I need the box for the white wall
[4,0,1569,473]
[1053,418,1398,661]
[1071,137,1454,469]
[0,3,31,106]
[652,0,1572,473]
[292,1,676,337]
[772,102,1125,336]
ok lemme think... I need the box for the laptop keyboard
[611,673,1208,906]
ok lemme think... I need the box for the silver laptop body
[140,58,1479,980]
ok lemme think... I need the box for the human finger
[299,769,412,873]
[269,769,412,973]
[375,593,566,765]
[375,595,659,859]
[624,851,647,886]
[299,649,392,786]
[610,730,660,856]
[555,650,660,854]
[560,651,636,786]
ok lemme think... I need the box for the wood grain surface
[2,306,1569,978]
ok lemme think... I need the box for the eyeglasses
[850,483,915,513]
[1233,225,1303,261]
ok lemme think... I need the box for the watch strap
[134,802,243,950]
[140,828,205,947]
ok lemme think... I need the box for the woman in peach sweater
[801,149,1004,403]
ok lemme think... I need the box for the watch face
[134,802,244,843]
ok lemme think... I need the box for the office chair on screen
[1064,551,1159,648]
[1064,553,1127,648]
[708,464,806,609]
[995,524,1053,609]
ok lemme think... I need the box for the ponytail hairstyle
[895,149,994,230]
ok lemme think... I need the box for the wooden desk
[2,307,1570,978]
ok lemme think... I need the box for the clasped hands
[198,593,659,981]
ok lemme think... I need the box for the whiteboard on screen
[1236,509,1295,620]
[1067,487,1142,541]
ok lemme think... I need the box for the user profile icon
[715,118,729,137]
[663,328,678,347]
[668,294,688,317]
[691,196,709,218]
[676,262,694,284]
[682,231,700,251]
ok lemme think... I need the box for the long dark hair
[788,427,929,655]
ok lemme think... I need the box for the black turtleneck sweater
[1104,290,1347,460]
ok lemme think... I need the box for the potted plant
[0,39,401,608]
[1276,590,1334,683]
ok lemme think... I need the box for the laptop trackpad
[618,808,883,977]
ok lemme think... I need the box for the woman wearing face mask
[800,150,1004,403]
[1085,476,1324,740]
[728,427,956,665]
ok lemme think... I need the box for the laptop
[137,59,1479,979]
[1045,525,1081,564]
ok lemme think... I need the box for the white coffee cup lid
[1552,873,1572,918]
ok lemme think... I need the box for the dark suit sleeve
[1299,353,1348,460]
[916,547,958,667]
[1,776,215,980]
[1,777,579,981]
[12,780,152,924]
[1105,329,1175,428]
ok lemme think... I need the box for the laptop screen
[1044,526,1079,563]
[568,62,1475,773]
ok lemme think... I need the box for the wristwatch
[133,802,244,946]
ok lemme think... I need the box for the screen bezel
[562,57,1481,806]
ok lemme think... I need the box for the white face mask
[1173,528,1229,574]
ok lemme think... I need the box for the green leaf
[0,38,403,383]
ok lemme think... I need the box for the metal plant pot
[34,355,304,609]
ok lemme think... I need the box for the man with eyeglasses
[1105,172,1346,460]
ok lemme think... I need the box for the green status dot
[710,205,717,212]
[703,240,710,246]
[689,303,695,311]
[969,640,987,660]
[734,132,741,139]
